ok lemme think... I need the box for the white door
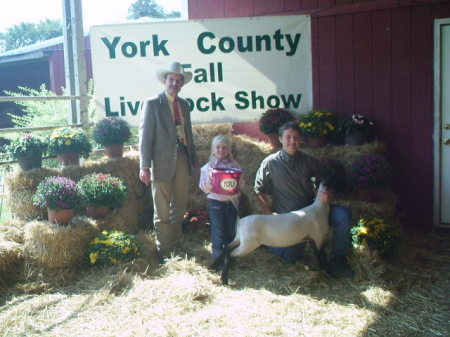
[434,19,450,228]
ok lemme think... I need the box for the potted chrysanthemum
[351,217,400,258]
[93,117,131,158]
[338,114,375,145]
[298,109,338,148]
[87,230,142,266]
[78,173,128,219]
[348,154,392,201]
[47,127,92,166]
[6,133,47,170]
[33,176,82,225]
[259,108,295,149]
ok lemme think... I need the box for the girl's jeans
[209,199,238,259]
[267,204,352,263]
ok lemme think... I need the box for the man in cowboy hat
[139,61,199,261]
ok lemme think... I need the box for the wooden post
[61,0,89,128]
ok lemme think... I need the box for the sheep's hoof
[221,277,229,286]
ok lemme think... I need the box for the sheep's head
[312,176,336,204]
[319,158,347,192]
[318,175,345,194]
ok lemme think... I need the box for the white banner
[90,15,312,126]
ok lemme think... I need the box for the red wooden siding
[188,0,450,228]
[41,36,92,95]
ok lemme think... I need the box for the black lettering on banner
[235,91,249,109]
[101,37,121,59]
[234,91,302,109]
[197,32,216,54]
[196,30,301,56]
[100,35,169,58]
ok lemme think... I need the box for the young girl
[199,134,244,266]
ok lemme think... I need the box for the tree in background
[2,81,95,138]
[0,19,62,52]
[127,0,180,19]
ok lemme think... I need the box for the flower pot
[266,133,281,149]
[47,208,75,225]
[17,153,42,171]
[104,143,124,158]
[357,188,382,202]
[57,152,80,166]
[307,135,327,148]
[345,131,366,146]
[85,205,110,219]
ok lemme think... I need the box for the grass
[0,227,449,337]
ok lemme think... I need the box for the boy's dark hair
[278,121,301,136]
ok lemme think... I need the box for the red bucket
[211,168,242,195]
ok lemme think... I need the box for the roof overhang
[0,51,51,66]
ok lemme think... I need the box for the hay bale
[7,190,47,221]
[350,241,386,281]
[5,168,57,220]
[0,218,27,243]
[300,139,386,169]
[232,135,273,214]
[193,123,233,152]
[336,190,398,223]
[0,240,23,273]
[94,202,142,234]
[23,217,100,271]
[4,167,57,191]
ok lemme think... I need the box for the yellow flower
[90,252,99,264]
[65,140,72,145]
[359,226,369,235]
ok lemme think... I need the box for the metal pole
[62,0,89,128]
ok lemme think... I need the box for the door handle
[445,123,450,130]
[444,139,450,145]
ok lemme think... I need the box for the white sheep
[212,180,336,285]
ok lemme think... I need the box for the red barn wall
[42,36,92,95]
[188,0,450,229]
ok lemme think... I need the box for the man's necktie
[173,98,181,126]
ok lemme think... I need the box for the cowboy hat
[156,62,192,84]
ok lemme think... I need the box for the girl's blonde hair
[210,134,233,162]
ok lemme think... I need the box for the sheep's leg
[221,248,232,285]
[221,242,240,285]
[210,252,225,271]
[310,240,336,278]
[210,240,239,272]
